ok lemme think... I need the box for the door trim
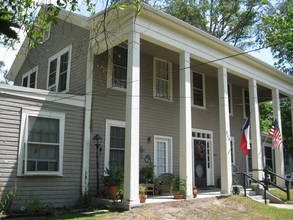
[192,128,214,186]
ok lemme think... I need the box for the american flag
[269,119,283,149]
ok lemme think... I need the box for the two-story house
[1,3,293,209]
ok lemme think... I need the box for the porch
[92,188,224,210]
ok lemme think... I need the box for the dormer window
[22,67,38,89]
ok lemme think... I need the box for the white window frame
[153,57,173,102]
[22,66,38,89]
[47,44,72,93]
[107,46,128,92]
[154,135,173,177]
[42,23,51,43]
[17,108,65,176]
[104,119,125,171]
[192,72,206,109]
[242,88,250,119]
[228,83,233,116]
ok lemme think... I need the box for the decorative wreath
[195,143,206,158]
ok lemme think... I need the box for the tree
[0,60,8,84]
[260,0,293,75]
[0,0,144,48]
[159,0,267,50]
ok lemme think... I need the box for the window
[42,23,51,43]
[17,109,65,176]
[105,120,125,170]
[153,57,173,101]
[47,45,72,93]
[264,145,275,171]
[154,135,172,176]
[107,46,128,90]
[242,89,250,118]
[228,83,233,115]
[230,137,235,165]
[22,67,38,89]
[192,72,206,108]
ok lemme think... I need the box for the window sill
[153,96,173,103]
[192,105,206,110]
[17,172,63,177]
[107,86,127,92]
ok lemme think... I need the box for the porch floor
[92,188,225,210]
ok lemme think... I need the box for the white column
[123,30,140,204]
[249,79,263,180]
[218,67,232,194]
[179,51,193,198]
[81,51,94,195]
[272,89,284,186]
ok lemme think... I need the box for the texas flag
[240,116,250,155]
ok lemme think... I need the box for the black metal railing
[264,169,290,201]
[236,171,268,204]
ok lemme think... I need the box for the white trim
[153,135,173,177]
[153,57,173,102]
[191,72,206,110]
[107,46,127,92]
[228,83,233,116]
[17,108,65,176]
[21,66,38,88]
[42,23,51,43]
[0,84,85,107]
[47,44,72,93]
[192,128,214,186]
[104,119,125,171]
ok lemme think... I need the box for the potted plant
[173,177,186,199]
[139,163,155,184]
[139,184,147,203]
[103,164,123,199]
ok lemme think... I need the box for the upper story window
[228,83,233,116]
[153,57,173,101]
[22,66,38,88]
[42,23,51,43]
[17,109,65,176]
[192,72,206,109]
[107,46,128,90]
[47,45,72,93]
[242,89,250,118]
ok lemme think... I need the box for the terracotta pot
[173,194,183,199]
[193,186,198,198]
[107,186,119,198]
[139,194,147,203]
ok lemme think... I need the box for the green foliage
[160,0,267,50]
[0,184,17,215]
[112,184,123,202]
[260,0,293,75]
[139,184,146,195]
[269,188,293,203]
[139,162,155,183]
[78,191,93,208]
[264,165,275,182]
[103,164,123,186]
[173,177,187,197]
[24,195,42,214]
[0,61,8,84]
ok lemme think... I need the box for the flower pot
[139,194,147,203]
[173,194,183,199]
[192,186,198,198]
[107,186,119,198]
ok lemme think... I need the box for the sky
[0,1,278,83]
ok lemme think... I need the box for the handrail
[236,172,268,204]
[264,169,290,201]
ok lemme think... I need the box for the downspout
[81,48,94,195]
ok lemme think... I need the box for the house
[1,2,293,209]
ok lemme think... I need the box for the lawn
[269,188,293,204]
[42,196,293,220]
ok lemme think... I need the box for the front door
[192,129,214,188]
[194,140,207,188]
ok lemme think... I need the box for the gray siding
[14,20,89,95]
[0,94,84,209]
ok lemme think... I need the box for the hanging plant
[195,143,206,158]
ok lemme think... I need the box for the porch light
[93,134,103,147]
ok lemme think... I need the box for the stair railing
[236,172,268,204]
[264,169,290,201]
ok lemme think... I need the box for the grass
[43,210,116,220]
[269,188,293,204]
